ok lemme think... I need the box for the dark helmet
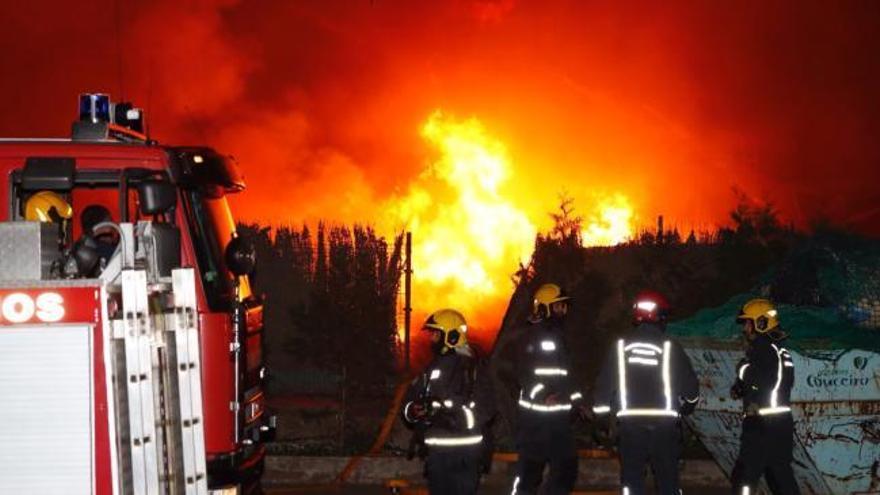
[81,204,113,233]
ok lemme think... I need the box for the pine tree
[314,222,328,292]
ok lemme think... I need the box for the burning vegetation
[379,111,638,337]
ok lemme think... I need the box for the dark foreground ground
[262,453,729,494]
[265,485,724,494]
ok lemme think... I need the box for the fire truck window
[70,189,118,239]
[184,191,251,311]
[128,186,141,223]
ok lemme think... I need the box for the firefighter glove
[730,381,744,400]
[679,398,698,416]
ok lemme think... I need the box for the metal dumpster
[671,295,880,494]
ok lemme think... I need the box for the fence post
[404,231,413,372]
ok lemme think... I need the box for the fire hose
[334,374,415,484]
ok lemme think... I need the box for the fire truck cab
[0,94,274,494]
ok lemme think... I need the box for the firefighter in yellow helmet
[424,308,470,355]
[730,299,799,495]
[511,283,583,494]
[400,309,495,494]
[24,191,73,248]
[24,191,73,224]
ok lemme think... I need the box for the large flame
[582,194,635,246]
[384,111,636,345]
[385,111,537,323]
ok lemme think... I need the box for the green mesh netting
[668,294,880,351]
[669,235,880,352]
[817,241,880,329]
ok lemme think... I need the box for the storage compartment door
[0,324,94,494]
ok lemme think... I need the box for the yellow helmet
[25,191,73,223]
[736,298,779,333]
[423,308,468,350]
[532,283,570,318]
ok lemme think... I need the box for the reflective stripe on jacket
[592,323,699,418]
[735,335,794,416]
[401,347,493,447]
[516,319,583,415]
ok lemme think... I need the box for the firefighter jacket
[402,347,494,448]
[515,319,583,417]
[592,323,699,418]
[733,334,794,416]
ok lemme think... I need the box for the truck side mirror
[225,236,256,277]
[137,179,177,215]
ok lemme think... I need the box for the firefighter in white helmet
[401,309,494,494]
[730,298,799,495]
[592,291,699,494]
[510,283,585,494]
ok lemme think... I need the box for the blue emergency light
[79,93,111,123]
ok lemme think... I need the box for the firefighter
[401,309,494,495]
[24,190,73,226]
[510,283,585,495]
[730,299,800,495]
[79,205,119,268]
[592,291,700,495]
[24,190,74,256]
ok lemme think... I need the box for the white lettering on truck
[0,292,65,323]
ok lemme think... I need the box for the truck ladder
[121,270,161,494]
[171,268,208,495]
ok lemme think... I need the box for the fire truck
[0,94,275,494]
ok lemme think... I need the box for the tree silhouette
[727,187,785,244]
[548,193,583,246]
[236,222,404,397]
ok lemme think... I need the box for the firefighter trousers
[510,453,578,495]
[617,417,682,495]
[731,414,800,495]
[512,412,578,494]
[425,446,482,495]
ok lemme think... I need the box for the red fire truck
[0,94,274,494]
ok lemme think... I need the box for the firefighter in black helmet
[401,309,494,495]
[592,291,700,495]
[730,299,800,495]
[510,283,585,495]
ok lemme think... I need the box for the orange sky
[3,1,878,232]
[3,1,880,335]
